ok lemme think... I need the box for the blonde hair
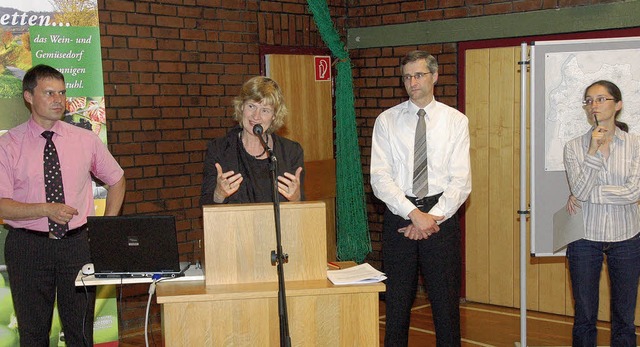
[233,76,288,133]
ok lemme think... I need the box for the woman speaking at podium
[200,76,304,205]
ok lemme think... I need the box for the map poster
[544,49,640,171]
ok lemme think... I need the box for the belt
[407,193,443,208]
[9,224,87,239]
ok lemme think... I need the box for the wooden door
[265,54,337,261]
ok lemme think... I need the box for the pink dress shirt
[0,117,124,231]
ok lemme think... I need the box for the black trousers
[382,197,461,347]
[5,228,95,347]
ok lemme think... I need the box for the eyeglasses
[582,96,615,107]
[402,72,431,83]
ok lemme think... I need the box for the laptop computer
[87,215,188,278]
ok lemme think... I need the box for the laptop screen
[87,215,182,277]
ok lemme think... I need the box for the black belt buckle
[410,193,442,209]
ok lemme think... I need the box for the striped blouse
[564,127,640,242]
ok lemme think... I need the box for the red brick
[126,13,156,26]
[484,2,514,15]
[150,3,178,16]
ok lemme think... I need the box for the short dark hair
[23,64,65,93]
[400,50,438,74]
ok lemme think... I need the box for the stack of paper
[327,263,386,285]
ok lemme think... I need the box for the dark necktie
[413,109,428,198]
[42,131,68,238]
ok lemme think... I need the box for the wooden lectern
[156,201,384,346]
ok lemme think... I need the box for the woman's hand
[213,163,243,203]
[566,194,581,215]
[277,167,303,201]
[588,126,608,154]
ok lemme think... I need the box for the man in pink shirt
[0,65,125,346]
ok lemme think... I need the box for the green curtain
[307,1,371,263]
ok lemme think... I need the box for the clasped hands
[213,162,303,203]
[398,209,444,240]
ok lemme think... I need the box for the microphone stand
[255,125,291,347]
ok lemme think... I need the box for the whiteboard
[530,36,640,256]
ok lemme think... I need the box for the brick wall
[97,0,345,335]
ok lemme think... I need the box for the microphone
[253,124,264,136]
[253,124,272,157]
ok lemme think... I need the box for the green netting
[307,1,371,263]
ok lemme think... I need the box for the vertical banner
[0,1,117,346]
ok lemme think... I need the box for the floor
[119,294,629,346]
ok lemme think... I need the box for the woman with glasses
[200,76,304,205]
[563,80,640,346]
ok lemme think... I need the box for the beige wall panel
[464,48,491,303]
[565,268,574,315]
[487,47,517,307]
[267,54,333,162]
[537,259,569,314]
[464,45,638,324]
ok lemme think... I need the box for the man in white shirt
[370,50,471,346]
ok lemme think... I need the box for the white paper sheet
[326,263,386,285]
[552,206,585,253]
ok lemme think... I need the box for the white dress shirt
[370,99,472,221]
[564,127,640,242]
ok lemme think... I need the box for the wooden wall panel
[464,45,640,323]
[487,47,517,307]
[464,49,490,303]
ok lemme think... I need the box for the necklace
[254,147,267,158]
[240,131,268,158]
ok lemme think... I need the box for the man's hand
[0,198,77,223]
[408,208,444,233]
[398,209,445,240]
[45,203,78,225]
[398,224,429,240]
